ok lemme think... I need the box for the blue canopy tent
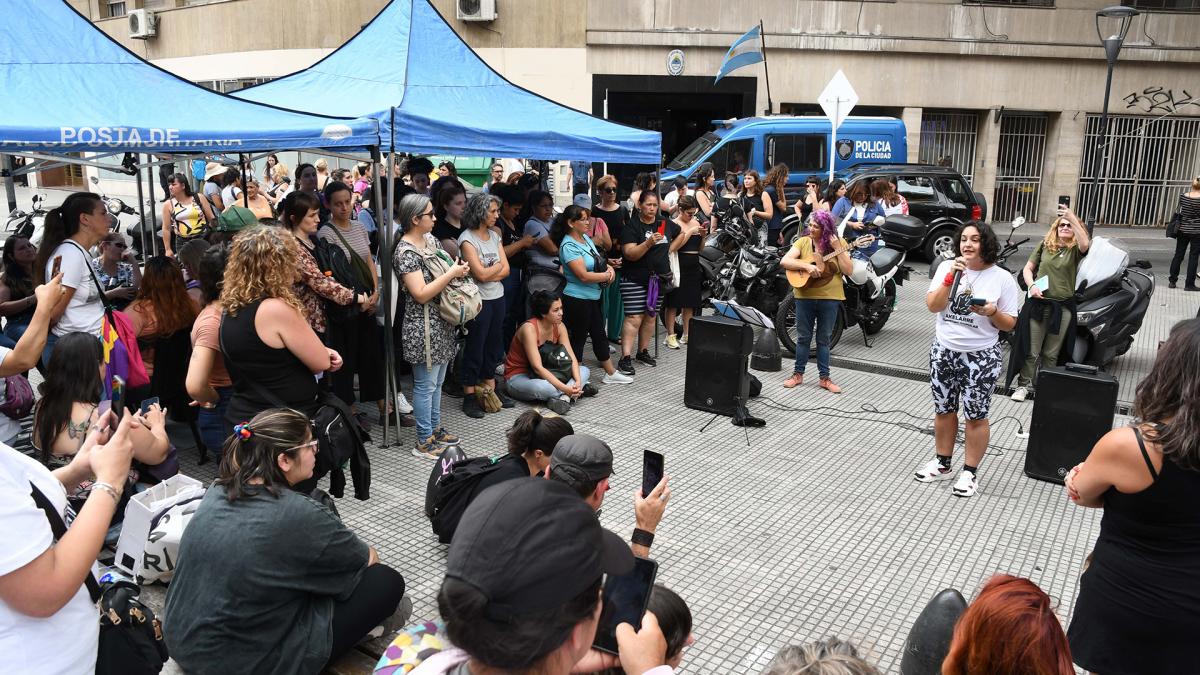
[233,0,660,164]
[0,0,380,155]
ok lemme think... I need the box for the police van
[660,115,907,192]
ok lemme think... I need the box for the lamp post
[1086,5,1138,234]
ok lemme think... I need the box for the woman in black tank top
[1064,318,1200,675]
[217,227,341,431]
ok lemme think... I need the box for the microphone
[947,258,963,299]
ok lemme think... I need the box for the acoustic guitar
[785,237,871,288]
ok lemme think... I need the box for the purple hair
[810,210,839,255]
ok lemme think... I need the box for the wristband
[942,272,955,287]
[631,528,655,548]
[91,481,122,505]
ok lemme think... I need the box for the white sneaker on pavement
[665,334,680,349]
[603,371,634,385]
[952,471,978,497]
[395,391,414,414]
[913,457,954,482]
[1010,386,1028,403]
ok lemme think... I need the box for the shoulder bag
[325,223,377,294]
[1166,211,1180,239]
[69,241,150,389]
[28,482,169,675]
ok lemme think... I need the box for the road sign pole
[829,101,839,184]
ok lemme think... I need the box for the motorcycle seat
[869,248,902,277]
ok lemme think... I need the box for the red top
[504,318,560,380]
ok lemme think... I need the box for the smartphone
[51,255,62,278]
[139,396,160,416]
[641,450,664,498]
[109,375,126,422]
[1058,195,1070,208]
[593,557,658,655]
[969,297,988,306]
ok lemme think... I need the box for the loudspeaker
[1025,364,1118,484]
[685,315,753,416]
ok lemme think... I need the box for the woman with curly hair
[457,192,511,418]
[124,256,198,378]
[1064,318,1200,675]
[218,227,342,432]
[942,575,1072,675]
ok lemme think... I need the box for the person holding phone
[0,410,134,674]
[90,232,142,312]
[428,478,674,675]
[917,222,1019,498]
[1005,205,1090,402]
[0,235,41,349]
[662,196,705,350]
[35,192,111,365]
[793,175,823,225]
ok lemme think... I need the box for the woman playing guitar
[779,210,870,393]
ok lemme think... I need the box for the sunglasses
[108,242,127,249]
[421,210,434,218]
[601,187,616,194]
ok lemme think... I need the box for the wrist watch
[631,528,655,548]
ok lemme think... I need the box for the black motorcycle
[1071,244,1154,367]
[697,199,790,319]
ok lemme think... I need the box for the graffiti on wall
[1122,87,1199,115]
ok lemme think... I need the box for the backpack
[424,443,469,518]
[312,393,372,500]
[402,238,482,328]
[312,236,363,321]
[430,454,519,544]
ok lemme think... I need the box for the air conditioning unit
[457,0,497,22]
[129,9,158,39]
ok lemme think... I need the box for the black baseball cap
[446,478,632,622]
[548,434,614,488]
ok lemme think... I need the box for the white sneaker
[953,471,978,497]
[680,334,688,345]
[665,334,680,349]
[603,371,634,385]
[913,457,954,483]
[1010,386,1028,403]
[395,391,414,414]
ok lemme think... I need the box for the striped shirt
[1179,194,1200,235]
[317,221,372,263]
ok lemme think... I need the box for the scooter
[4,193,48,245]
[1070,239,1154,367]
[776,213,926,355]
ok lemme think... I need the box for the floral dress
[394,233,458,366]
[293,238,355,335]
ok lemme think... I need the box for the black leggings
[326,563,405,665]
[562,294,610,364]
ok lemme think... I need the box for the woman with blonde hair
[1005,204,1089,402]
[314,158,332,191]
[218,227,342,434]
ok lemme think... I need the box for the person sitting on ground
[0,235,41,349]
[0,276,63,445]
[90,232,141,312]
[940,574,1073,675]
[0,409,134,674]
[415,478,674,675]
[598,585,695,675]
[762,638,881,675]
[164,407,405,675]
[547,433,671,558]
[504,290,595,415]
[32,331,170,475]
[124,256,199,379]
[176,238,211,309]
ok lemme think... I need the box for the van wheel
[924,228,956,262]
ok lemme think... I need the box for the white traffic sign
[817,70,858,181]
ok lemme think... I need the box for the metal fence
[1078,113,1200,227]
[919,111,979,186]
[993,114,1048,222]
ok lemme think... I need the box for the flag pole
[758,19,773,115]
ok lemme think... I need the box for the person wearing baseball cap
[415,478,674,675]
[547,434,672,559]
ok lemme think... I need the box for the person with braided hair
[164,408,405,675]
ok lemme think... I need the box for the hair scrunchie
[233,423,253,441]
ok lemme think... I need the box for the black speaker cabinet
[1025,364,1118,484]
[685,315,754,416]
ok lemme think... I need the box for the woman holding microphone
[915,222,1020,497]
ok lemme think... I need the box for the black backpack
[311,234,362,321]
[430,454,520,544]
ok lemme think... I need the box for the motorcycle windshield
[1076,237,1128,291]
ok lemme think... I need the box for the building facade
[69,0,1200,226]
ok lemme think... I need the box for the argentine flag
[715,25,764,83]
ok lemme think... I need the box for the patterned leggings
[928,340,1003,421]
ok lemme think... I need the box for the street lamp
[1087,5,1138,233]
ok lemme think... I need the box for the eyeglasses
[285,439,319,454]
[601,187,616,194]
[420,210,435,219]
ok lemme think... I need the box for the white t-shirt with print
[928,259,1019,352]
[0,445,99,673]
[47,240,105,337]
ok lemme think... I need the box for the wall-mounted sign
[667,49,685,76]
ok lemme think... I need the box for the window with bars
[1122,0,1200,11]
[919,112,979,186]
[107,1,127,17]
[964,0,1054,7]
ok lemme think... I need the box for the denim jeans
[793,298,840,378]
[506,366,590,402]
[412,361,448,441]
[198,386,233,456]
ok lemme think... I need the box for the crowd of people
[1,157,1197,675]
